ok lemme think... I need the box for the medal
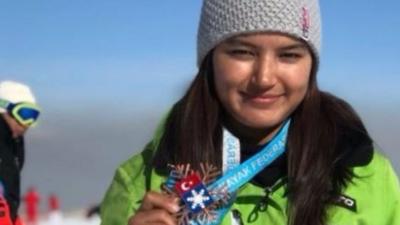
[161,120,290,225]
[162,163,231,225]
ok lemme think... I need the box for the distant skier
[23,187,40,224]
[48,193,60,212]
[47,193,62,225]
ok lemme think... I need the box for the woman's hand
[128,191,180,225]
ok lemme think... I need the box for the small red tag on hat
[302,7,310,38]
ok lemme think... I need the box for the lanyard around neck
[190,120,291,225]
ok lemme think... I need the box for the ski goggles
[0,98,41,127]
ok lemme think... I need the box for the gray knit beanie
[197,0,321,66]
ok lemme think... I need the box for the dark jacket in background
[0,116,24,222]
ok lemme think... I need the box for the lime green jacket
[101,140,400,225]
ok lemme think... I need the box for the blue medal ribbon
[209,120,290,196]
[208,120,289,225]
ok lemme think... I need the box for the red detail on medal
[175,173,201,195]
[162,163,228,224]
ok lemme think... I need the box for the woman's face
[213,33,312,132]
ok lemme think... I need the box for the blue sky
[0,1,201,108]
[1,0,399,210]
[1,1,400,107]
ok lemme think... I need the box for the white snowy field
[37,216,100,225]
[25,211,100,225]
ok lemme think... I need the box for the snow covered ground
[26,211,101,225]
[37,216,100,225]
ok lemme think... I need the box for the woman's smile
[240,91,283,109]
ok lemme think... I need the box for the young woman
[101,0,400,224]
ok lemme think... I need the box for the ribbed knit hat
[0,80,37,113]
[197,0,321,66]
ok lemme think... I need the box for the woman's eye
[228,49,255,58]
[280,52,302,60]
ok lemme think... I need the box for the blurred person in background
[23,186,40,224]
[101,0,400,224]
[0,81,41,225]
[47,193,62,225]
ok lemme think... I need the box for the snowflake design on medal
[162,163,231,225]
[187,188,210,210]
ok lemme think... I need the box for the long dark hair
[152,52,372,225]
[153,55,223,172]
